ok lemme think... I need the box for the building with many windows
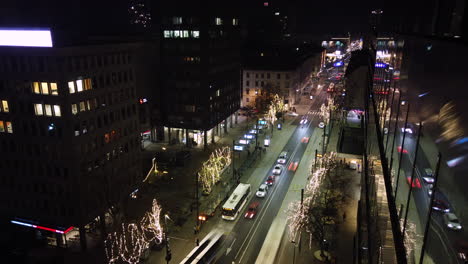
[0,29,156,250]
[241,44,322,108]
[151,0,242,148]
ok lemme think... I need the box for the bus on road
[221,183,251,220]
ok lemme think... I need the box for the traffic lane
[426,221,459,264]
[237,130,314,264]
[216,129,312,263]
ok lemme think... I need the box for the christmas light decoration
[199,146,232,194]
[105,199,163,264]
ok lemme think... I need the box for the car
[406,177,421,188]
[256,184,268,198]
[424,168,433,176]
[397,146,408,154]
[244,202,259,219]
[444,213,462,230]
[265,176,275,186]
[272,165,284,175]
[300,118,308,125]
[318,122,325,128]
[277,151,289,164]
[432,199,450,213]
[427,184,433,197]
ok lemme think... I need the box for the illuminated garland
[105,199,163,263]
[199,146,232,194]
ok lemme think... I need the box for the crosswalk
[307,110,321,116]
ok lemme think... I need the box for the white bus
[180,229,224,264]
[221,183,251,220]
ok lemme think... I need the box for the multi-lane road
[211,91,328,264]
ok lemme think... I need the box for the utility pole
[195,173,199,233]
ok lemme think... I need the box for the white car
[272,165,284,175]
[318,122,325,128]
[277,151,288,164]
[300,118,308,125]
[444,213,462,231]
[422,168,435,183]
[256,184,268,198]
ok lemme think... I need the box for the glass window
[191,31,200,38]
[53,105,61,117]
[215,18,223,25]
[76,80,83,92]
[45,104,52,116]
[79,101,86,112]
[68,81,75,93]
[34,104,43,116]
[174,30,180,38]
[246,73,250,78]
[164,30,171,38]
[0,121,4,132]
[277,73,281,79]
[86,100,91,111]
[84,79,92,90]
[233,18,239,26]
[246,89,250,95]
[1,100,9,112]
[33,82,40,94]
[6,121,12,133]
[246,81,250,86]
[50,82,58,95]
[41,82,49,94]
[173,17,183,25]
[71,104,78,115]
[183,30,189,38]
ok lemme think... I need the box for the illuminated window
[45,104,52,116]
[41,82,49,94]
[215,18,223,25]
[79,101,86,112]
[34,104,44,115]
[33,82,40,94]
[104,133,110,143]
[50,82,58,95]
[76,79,83,92]
[182,30,189,38]
[71,104,78,115]
[6,121,12,133]
[233,18,239,26]
[164,30,171,38]
[174,30,180,38]
[1,100,8,112]
[172,17,183,25]
[0,121,4,132]
[53,105,61,117]
[216,89,220,96]
[86,100,91,111]
[191,31,200,38]
[84,78,92,90]
[68,81,76,93]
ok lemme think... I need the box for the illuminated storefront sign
[0,29,53,47]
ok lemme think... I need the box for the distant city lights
[0,29,53,47]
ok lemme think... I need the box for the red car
[265,176,275,186]
[406,177,421,188]
[244,202,259,219]
[397,146,408,154]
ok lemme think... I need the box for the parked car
[427,184,433,197]
[444,213,462,231]
[272,165,284,175]
[256,184,269,198]
[265,176,275,186]
[432,199,450,213]
[277,151,289,164]
[245,202,259,219]
[318,122,325,128]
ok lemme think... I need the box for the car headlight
[250,215,254,219]
[444,209,450,213]
[448,224,453,228]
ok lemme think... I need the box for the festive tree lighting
[199,146,232,194]
[105,199,163,264]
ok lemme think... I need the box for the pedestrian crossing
[307,110,321,116]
